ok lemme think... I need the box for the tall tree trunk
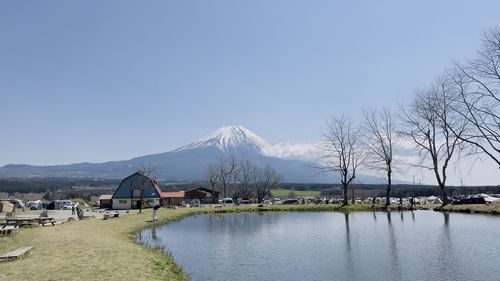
[440,184,449,206]
[211,184,216,204]
[385,168,392,207]
[342,183,348,205]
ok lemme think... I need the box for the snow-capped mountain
[174,125,322,160]
[0,125,384,183]
[174,125,270,153]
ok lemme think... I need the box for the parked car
[282,199,299,205]
[189,199,201,207]
[63,203,75,210]
[262,199,272,205]
[30,202,42,210]
[271,198,282,205]
[240,199,251,205]
[329,198,342,204]
[313,199,324,204]
[452,196,486,205]
[221,198,234,205]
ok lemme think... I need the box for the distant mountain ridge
[0,125,388,184]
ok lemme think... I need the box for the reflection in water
[443,212,450,226]
[436,211,458,280]
[138,211,500,281]
[344,212,351,251]
[152,226,157,240]
[206,213,278,235]
[400,210,404,222]
[343,212,354,278]
[387,212,402,281]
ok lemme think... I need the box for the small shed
[98,194,113,209]
[185,187,220,204]
[0,201,14,213]
[161,192,185,206]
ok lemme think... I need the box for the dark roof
[186,187,220,195]
[112,172,162,199]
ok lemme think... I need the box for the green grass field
[270,189,322,198]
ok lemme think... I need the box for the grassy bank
[0,208,194,281]
[270,189,321,197]
[439,204,500,215]
[0,204,414,281]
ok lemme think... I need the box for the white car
[63,203,75,210]
[221,198,234,205]
[271,198,282,205]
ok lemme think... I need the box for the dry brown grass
[0,203,459,281]
[0,208,192,281]
[441,203,500,214]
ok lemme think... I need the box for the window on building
[132,189,141,197]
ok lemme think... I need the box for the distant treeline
[1,178,499,200]
[282,183,500,198]
[0,178,120,194]
[167,182,500,198]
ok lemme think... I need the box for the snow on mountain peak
[174,125,270,152]
[172,125,322,160]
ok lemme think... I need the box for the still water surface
[138,211,500,281]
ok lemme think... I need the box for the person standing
[152,205,161,221]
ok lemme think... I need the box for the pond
[137,210,500,281]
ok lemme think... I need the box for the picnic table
[32,217,56,226]
[1,217,56,228]
[0,246,35,262]
[2,218,34,228]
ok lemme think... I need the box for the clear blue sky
[1,1,499,166]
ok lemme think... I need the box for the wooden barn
[185,187,219,204]
[111,172,162,210]
[98,194,113,209]
[160,187,220,206]
[161,191,185,206]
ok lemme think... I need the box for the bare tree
[253,165,281,203]
[320,116,365,205]
[451,27,500,168]
[235,160,257,199]
[216,156,238,198]
[206,163,219,203]
[401,79,466,205]
[138,163,155,214]
[363,108,397,208]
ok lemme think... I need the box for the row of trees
[320,27,500,206]
[320,112,396,207]
[206,157,282,203]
